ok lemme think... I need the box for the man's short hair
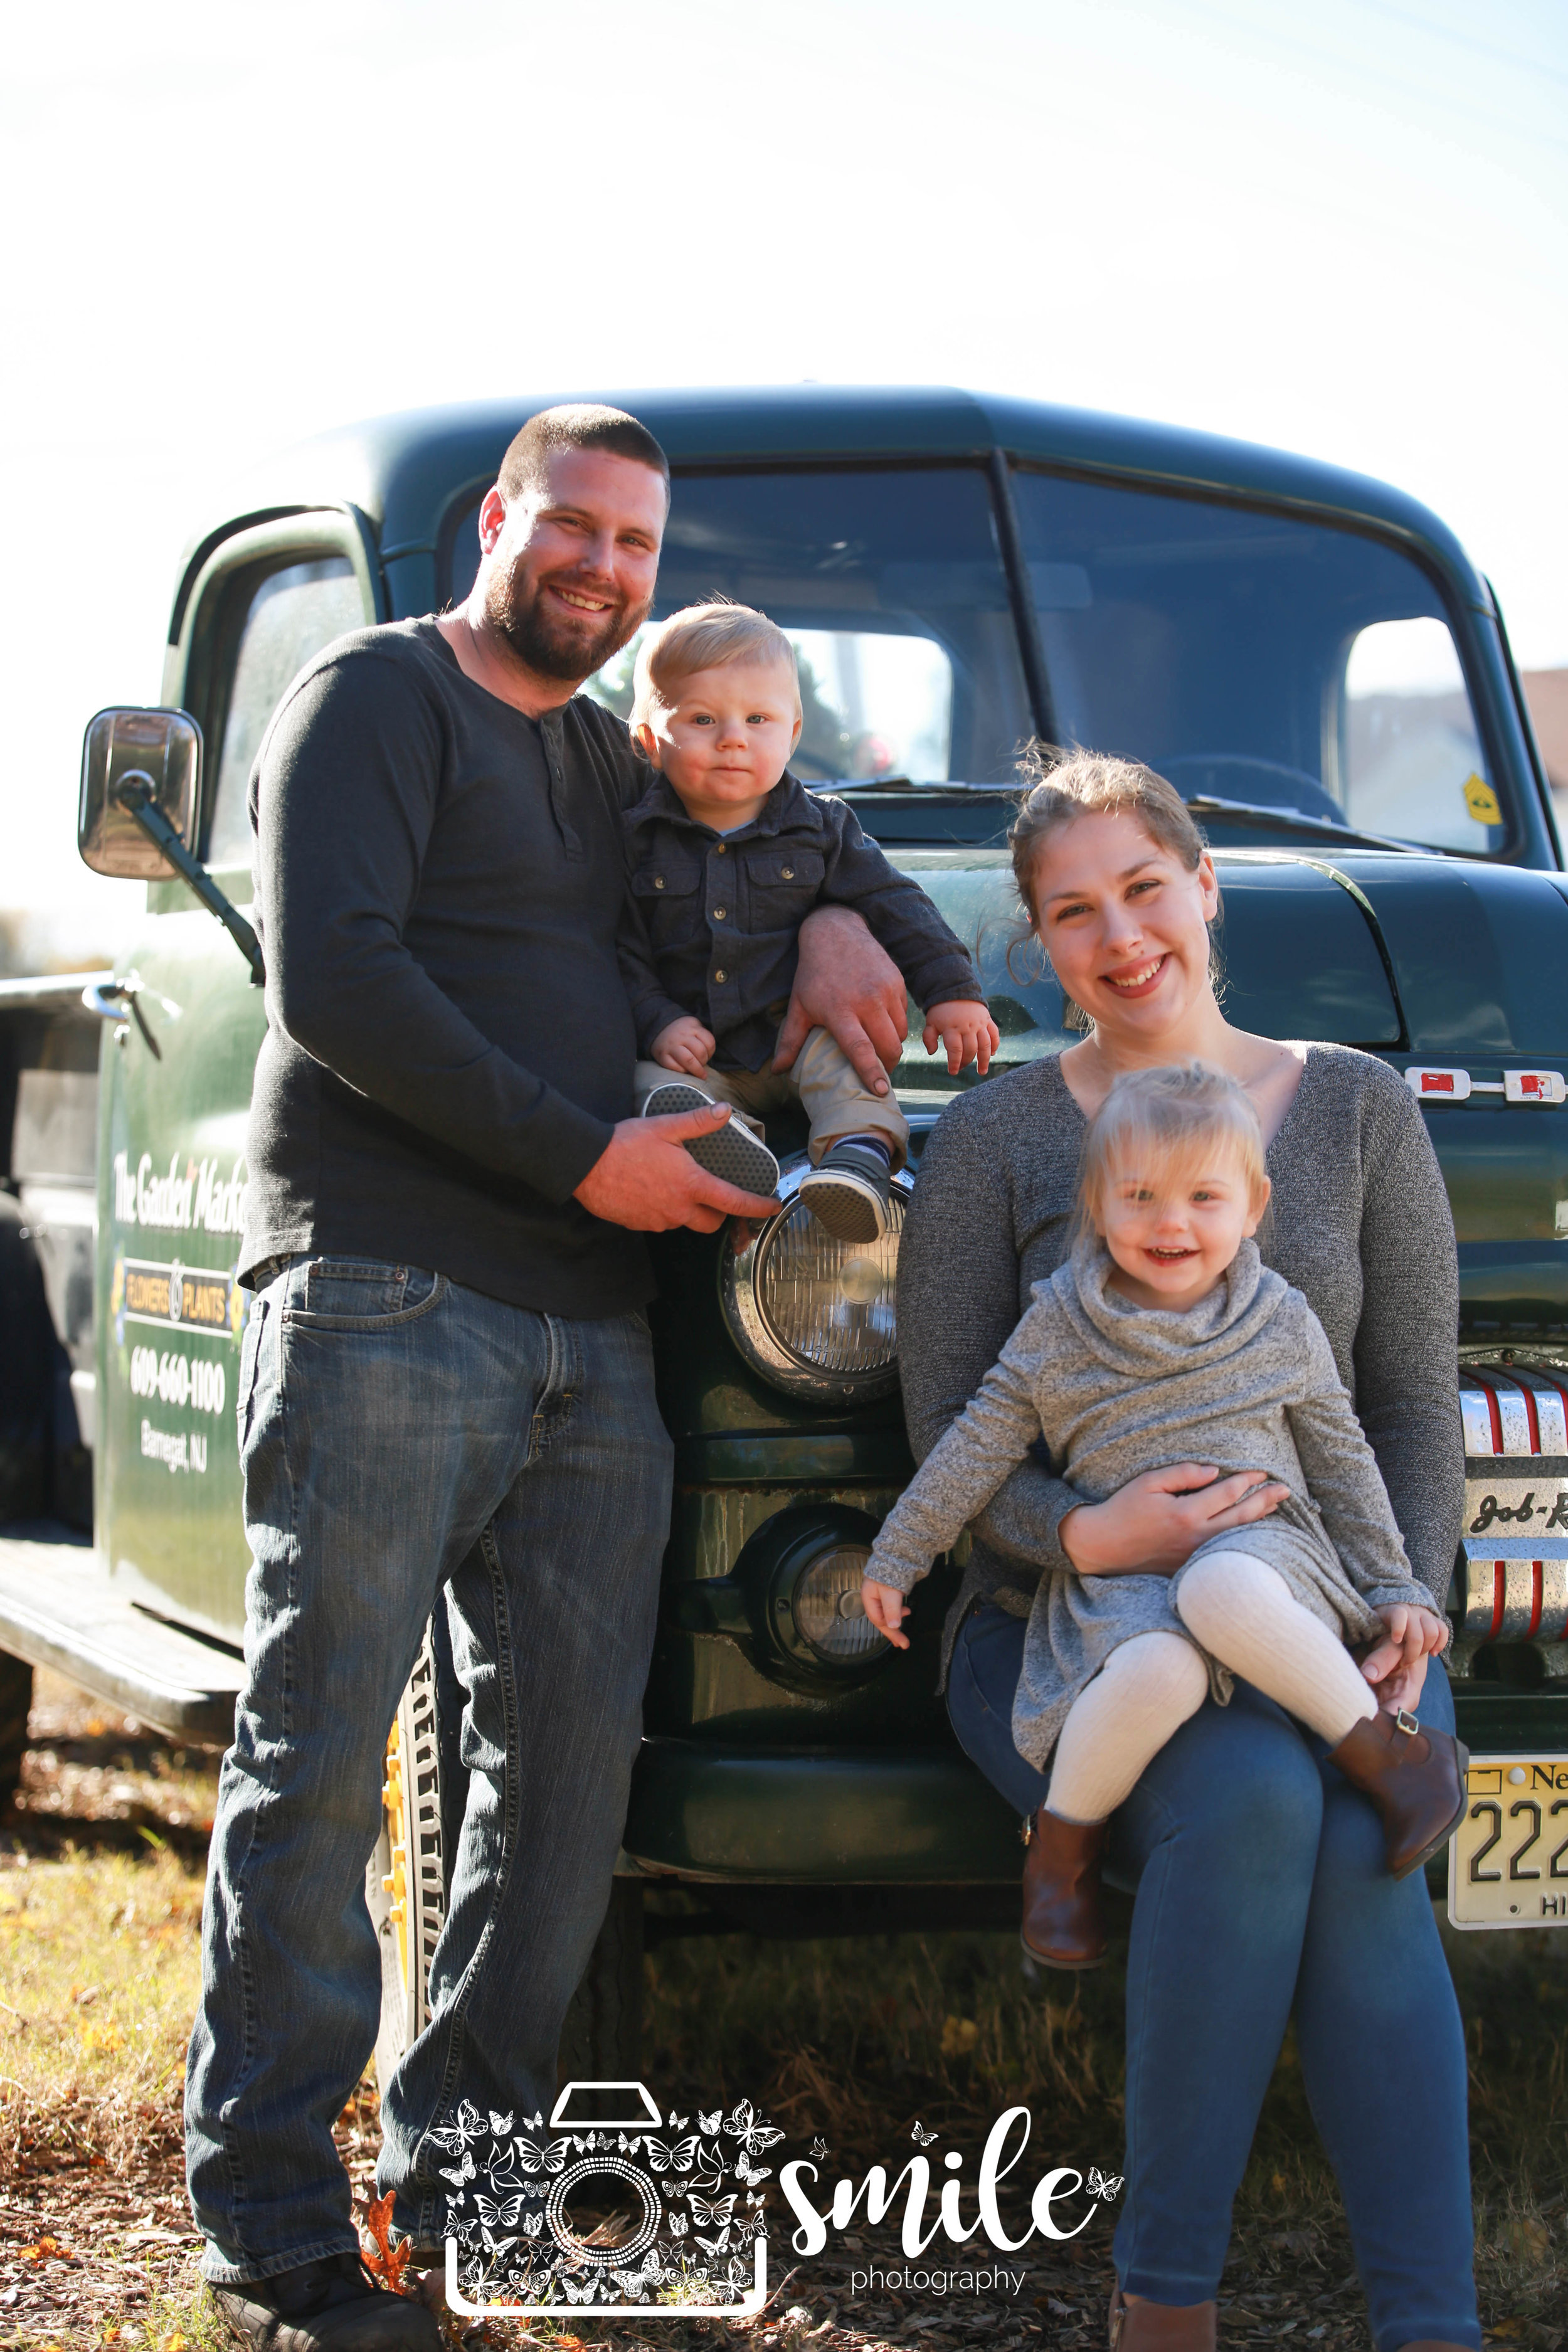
[630,600,800,728]
[497,404,670,504]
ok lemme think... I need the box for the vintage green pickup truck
[3,387,1566,2078]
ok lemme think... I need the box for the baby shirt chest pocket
[632,851,703,940]
[746,846,825,927]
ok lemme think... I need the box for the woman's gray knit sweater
[872,1228,1435,1766]
[896,1046,1463,1715]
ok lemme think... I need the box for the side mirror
[78,707,202,880]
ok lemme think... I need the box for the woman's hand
[1059,1464,1291,1577]
[1359,1604,1449,1714]
[862,1576,912,1650]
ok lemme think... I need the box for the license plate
[1449,1754,1568,1929]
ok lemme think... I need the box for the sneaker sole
[1391,1735,1471,1882]
[643,1082,780,1200]
[798,1171,888,1244]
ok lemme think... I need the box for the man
[186,404,908,2351]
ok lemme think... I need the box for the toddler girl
[861,1059,1466,1968]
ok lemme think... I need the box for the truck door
[97,516,381,1646]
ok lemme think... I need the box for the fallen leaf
[940,2015,979,2058]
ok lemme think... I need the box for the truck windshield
[450,469,1036,787]
[1012,469,1500,856]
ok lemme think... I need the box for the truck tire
[0,1651,33,1814]
[0,1195,55,1525]
[369,1628,645,2092]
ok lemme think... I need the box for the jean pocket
[285,1258,447,1330]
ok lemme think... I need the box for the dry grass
[0,1676,1559,2348]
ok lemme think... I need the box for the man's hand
[652,1015,716,1075]
[862,1576,912,1650]
[1358,1604,1449,1714]
[923,999,1001,1077]
[775,905,907,1095]
[573,1103,780,1233]
[1060,1463,1290,1576]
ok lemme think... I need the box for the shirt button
[653,877,665,889]
[781,866,795,879]
[712,907,727,921]
[714,969,728,983]
[715,842,727,855]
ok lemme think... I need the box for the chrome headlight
[719,1158,912,1402]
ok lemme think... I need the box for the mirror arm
[112,779,265,985]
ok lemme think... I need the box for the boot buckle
[1393,1708,1420,1737]
[1020,1813,1034,1848]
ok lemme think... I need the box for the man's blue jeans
[948,1604,1481,2352]
[184,1257,673,2284]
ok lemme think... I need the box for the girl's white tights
[1044,1550,1379,1826]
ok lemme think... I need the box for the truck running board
[0,1529,244,1743]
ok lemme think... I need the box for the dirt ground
[0,1671,1558,2351]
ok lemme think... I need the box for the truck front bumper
[623,1737,1024,1882]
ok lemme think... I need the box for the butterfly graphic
[611,2252,669,2297]
[735,2155,771,2185]
[696,2225,732,2257]
[489,2110,514,2134]
[474,2192,526,2231]
[689,2193,738,2230]
[667,2213,689,2237]
[511,2134,569,2176]
[697,2108,721,2135]
[524,2110,543,2131]
[723,2100,785,2158]
[561,2275,601,2304]
[438,2149,476,2186]
[644,2132,701,2173]
[1086,2166,1125,2201]
[667,2112,691,2130]
[810,2136,829,2161]
[522,2212,543,2238]
[910,2121,938,2146]
[688,2146,726,2192]
[617,2132,642,2154]
[429,2099,486,2153]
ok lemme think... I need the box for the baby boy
[619,601,999,1241]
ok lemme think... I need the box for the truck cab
[3,386,1565,2067]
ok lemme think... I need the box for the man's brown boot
[1107,2285,1216,2350]
[1327,1707,1469,1879]
[1020,1808,1108,1968]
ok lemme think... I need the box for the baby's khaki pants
[634,1024,909,1168]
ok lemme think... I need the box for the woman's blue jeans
[948,1605,1480,2352]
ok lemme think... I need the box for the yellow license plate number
[1449,1755,1568,1930]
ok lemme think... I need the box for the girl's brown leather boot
[1107,2286,1216,2349]
[1020,1808,1108,1968]
[1326,1708,1468,1878]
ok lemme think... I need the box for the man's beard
[485,561,647,682]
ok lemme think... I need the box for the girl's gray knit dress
[871,1229,1438,1771]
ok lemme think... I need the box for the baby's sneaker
[798,1136,893,1243]
[642,1081,780,1202]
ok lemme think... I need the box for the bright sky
[4,0,1564,961]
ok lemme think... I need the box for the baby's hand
[653,1016,717,1075]
[923,1000,1002,1078]
[861,1576,912,1651]
[1359,1603,1450,1714]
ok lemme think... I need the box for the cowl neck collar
[1051,1231,1286,1374]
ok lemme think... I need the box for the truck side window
[1337,617,1498,853]
[205,558,366,870]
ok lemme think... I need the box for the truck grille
[1454,1364,1568,1675]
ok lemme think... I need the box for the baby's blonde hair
[630,600,800,728]
[1078,1060,1268,1227]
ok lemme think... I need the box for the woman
[897,751,1478,2352]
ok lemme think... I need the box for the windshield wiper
[1183,795,1421,857]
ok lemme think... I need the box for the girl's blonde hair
[630,600,800,728]
[1005,746,1219,1027]
[1078,1060,1268,1228]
